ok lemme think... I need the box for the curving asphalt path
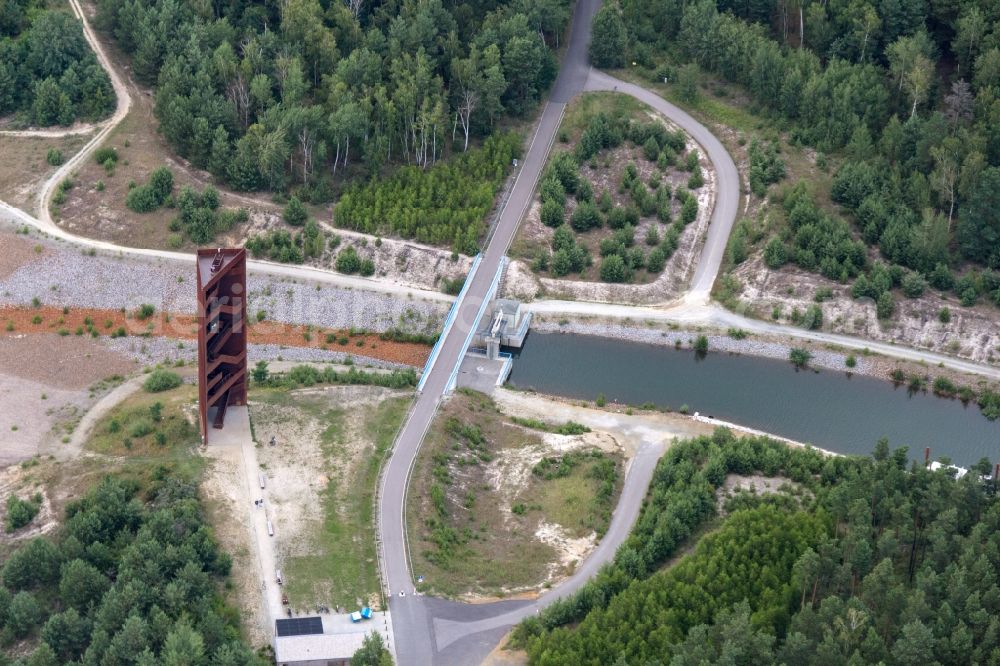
[583,70,741,305]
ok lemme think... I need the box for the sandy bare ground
[0,334,136,464]
[0,374,83,465]
[493,389,718,452]
[482,633,528,666]
[718,473,800,502]
[201,396,405,649]
[733,259,1000,366]
[0,231,47,279]
[0,462,57,543]
[0,134,92,211]
[0,333,135,389]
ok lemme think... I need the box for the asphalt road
[376,0,605,662]
[583,71,741,304]
[374,0,721,663]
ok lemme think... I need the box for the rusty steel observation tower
[196,248,248,442]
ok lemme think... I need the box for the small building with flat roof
[273,612,393,666]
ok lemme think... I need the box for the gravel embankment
[101,335,411,370]
[532,319,881,377]
[0,239,448,334]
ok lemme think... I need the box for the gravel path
[100,335,412,370]
[0,232,448,334]
[532,319,879,376]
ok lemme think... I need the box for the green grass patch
[409,391,622,598]
[276,393,410,609]
[560,92,646,141]
[510,416,591,435]
[87,385,198,456]
[524,450,619,538]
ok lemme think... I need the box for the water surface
[507,332,999,465]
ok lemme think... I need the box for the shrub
[748,139,786,196]
[284,196,307,226]
[335,246,362,274]
[693,335,708,354]
[441,276,465,295]
[685,150,700,171]
[681,196,698,224]
[571,201,602,231]
[801,304,823,330]
[598,188,613,213]
[46,148,64,166]
[541,200,565,228]
[901,272,927,298]
[938,307,951,323]
[876,291,895,319]
[642,137,660,161]
[933,377,957,397]
[600,255,630,283]
[143,370,182,393]
[245,229,303,263]
[148,167,173,200]
[687,168,704,190]
[128,418,154,438]
[135,304,155,320]
[814,287,833,302]
[646,247,666,273]
[928,262,954,290]
[126,168,173,213]
[360,258,376,277]
[201,185,220,210]
[789,347,812,368]
[5,495,41,532]
[763,237,787,269]
[125,185,161,213]
[845,354,857,368]
[93,147,118,166]
[549,151,579,194]
[607,205,639,230]
[540,176,567,207]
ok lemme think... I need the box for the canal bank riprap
[531,318,880,374]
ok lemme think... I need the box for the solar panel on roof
[275,616,324,637]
